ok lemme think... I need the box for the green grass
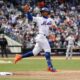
[0,58,80,80]
[0,58,80,71]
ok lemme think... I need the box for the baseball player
[14,4,57,72]
[66,33,75,60]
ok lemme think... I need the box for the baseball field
[0,56,80,80]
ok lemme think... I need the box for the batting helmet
[40,7,50,13]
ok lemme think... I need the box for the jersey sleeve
[33,16,41,23]
[33,17,38,22]
[26,12,39,23]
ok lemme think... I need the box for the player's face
[41,11,49,17]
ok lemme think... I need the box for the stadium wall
[4,35,22,53]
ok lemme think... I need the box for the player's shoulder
[34,16,42,20]
[33,16,42,22]
[48,17,54,21]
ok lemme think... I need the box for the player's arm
[51,20,64,33]
[48,20,64,41]
[23,4,37,22]
[23,5,33,21]
[48,34,56,42]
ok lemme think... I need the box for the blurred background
[0,0,80,57]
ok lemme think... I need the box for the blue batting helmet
[40,7,50,13]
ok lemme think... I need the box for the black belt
[38,33,46,36]
[38,33,48,38]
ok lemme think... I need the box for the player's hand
[48,34,56,41]
[23,4,30,12]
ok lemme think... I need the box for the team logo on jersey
[41,21,52,25]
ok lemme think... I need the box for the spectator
[0,34,8,58]
[0,0,79,50]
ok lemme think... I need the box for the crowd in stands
[0,0,80,49]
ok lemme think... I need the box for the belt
[38,33,48,38]
[38,33,46,36]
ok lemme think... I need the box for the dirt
[1,70,80,80]
[0,57,80,80]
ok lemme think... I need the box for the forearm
[27,12,33,21]
[23,4,33,21]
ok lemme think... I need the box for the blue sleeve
[25,12,33,21]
